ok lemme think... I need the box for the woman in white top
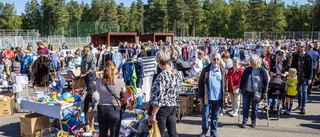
[190,50,204,78]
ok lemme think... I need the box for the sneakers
[241,122,246,128]
[251,122,256,128]
[228,110,235,115]
[301,108,306,114]
[230,111,239,117]
[292,106,301,111]
[284,109,291,115]
[200,134,206,137]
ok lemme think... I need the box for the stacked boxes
[0,94,15,116]
[179,95,195,116]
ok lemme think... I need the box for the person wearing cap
[270,50,289,78]
[269,49,289,109]
[306,43,320,95]
[291,43,313,114]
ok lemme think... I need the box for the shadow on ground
[0,122,20,137]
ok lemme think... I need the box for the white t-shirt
[190,58,203,78]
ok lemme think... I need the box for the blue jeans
[242,91,259,123]
[267,97,278,108]
[201,100,221,136]
[298,79,308,109]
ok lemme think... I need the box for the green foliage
[0,3,22,29]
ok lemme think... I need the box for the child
[285,68,298,115]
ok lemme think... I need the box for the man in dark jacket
[198,53,227,137]
[291,43,313,114]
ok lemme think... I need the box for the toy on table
[61,92,75,103]
[51,92,58,100]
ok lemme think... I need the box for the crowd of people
[2,38,319,137]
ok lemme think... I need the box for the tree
[80,2,91,22]
[67,0,82,23]
[185,0,204,37]
[102,0,118,22]
[143,0,169,33]
[229,0,249,38]
[167,0,187,36]
[265,0,287,31]
[201,0,213,37]
[247,0,266,32]
[117,3,129,32]
[0,3,22,29]
[128,2,138,32]
[136,0,144,35]
[22,0,41,30]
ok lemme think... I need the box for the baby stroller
[262,76,286,120]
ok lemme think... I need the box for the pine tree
[0,3,22,29]
[22,0,41,29]
[185,0,204,37]
[117,3,129,32]
[247,0,266,32]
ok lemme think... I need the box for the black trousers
[308,68,317,94]
[83,72,96,90]
[156,106,178,137]
[83,92,92,123]
[98,105,122,137]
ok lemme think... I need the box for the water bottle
[80,112,86,124]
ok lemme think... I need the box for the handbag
[250,71,262,102]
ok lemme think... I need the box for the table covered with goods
[179,78,201,116]
[19,88,99,137]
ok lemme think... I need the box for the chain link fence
[244,31,320,40]
[0,36,91,51]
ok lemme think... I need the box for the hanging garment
[112,51,123,69]
[31,56,50,87]
[122,63,135,85]
[134,62,144,88]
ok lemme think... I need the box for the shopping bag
[148,122,160,137]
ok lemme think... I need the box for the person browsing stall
[148,50,182,137]
[80,46,97,125]
[94,60,126,137]
[198,53,228,137]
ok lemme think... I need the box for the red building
[91,32,137,47]
[139,33,174,44]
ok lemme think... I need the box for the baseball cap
[276,50,284,55]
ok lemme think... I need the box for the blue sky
[1,0,309,15]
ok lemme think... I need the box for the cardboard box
[179,96,195,106]
[20,113,50,137]
[181,105,194,116]
[193,103,202,113]
[0,94,15,116]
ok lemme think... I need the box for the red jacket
[227,66,244,93]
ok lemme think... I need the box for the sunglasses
[212,58,220,61]
[278,54,283,56]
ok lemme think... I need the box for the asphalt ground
[0,86,319,137]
